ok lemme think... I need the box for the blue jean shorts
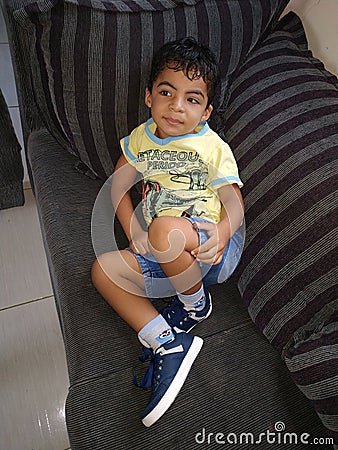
[130,216,245,301]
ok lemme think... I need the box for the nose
[169,96,184,112]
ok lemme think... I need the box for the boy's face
[145,68,213,139]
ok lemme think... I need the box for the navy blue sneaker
[160,290,212,333]
[135,332,203,427]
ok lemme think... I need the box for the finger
[129,242,138,254]
[195,244,220,261]
[132,243,141,254]
[191,239,219,259]
[195,241,225,260]
[191,223,219,255]
[211,251,224,265]
[142,240,150,254]
[138,242,150,255]
[193,221,217,233]
[193,223,218,241]
[198,237,218,252]
[130,241,145,255]
[196,250,223,265]
[196,252,218,264]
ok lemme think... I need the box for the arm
[111,154,149,254]
[218,183,244,239]
[191,183,244,265]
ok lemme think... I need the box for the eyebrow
[157,81,205,99]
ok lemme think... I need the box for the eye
[160,90,171,97]
[188,97,200,104]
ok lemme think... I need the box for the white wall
[0,0,337,189]
[283,0,338,76]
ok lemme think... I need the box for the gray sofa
[0,87,24,209]
[3,0,337,448]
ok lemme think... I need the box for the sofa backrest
[4,0,289,179]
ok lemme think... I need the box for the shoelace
[162,297,190,323]
[133,347,154,390]
[133,346,165,391]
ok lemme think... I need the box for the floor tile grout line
[0,294,54,312]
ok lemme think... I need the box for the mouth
[164,117,184,126]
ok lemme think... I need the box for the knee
[148,217,190,260]
[148,216,174,246]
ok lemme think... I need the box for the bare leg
[91,250,158,332]
[148,216,202,295]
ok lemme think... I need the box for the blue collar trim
[145,118,209,145]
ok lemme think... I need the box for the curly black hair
[147,37,219,106]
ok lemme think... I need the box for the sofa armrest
[0,88,24,210]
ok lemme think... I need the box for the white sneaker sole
[142,336,203,427]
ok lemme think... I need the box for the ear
[145,88,152,108]
[201,104,213,122]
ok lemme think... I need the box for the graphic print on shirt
[140,149,212,223]
[121,119,243,225]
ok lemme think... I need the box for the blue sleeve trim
[123,136,137,163]
[211,176,243,187]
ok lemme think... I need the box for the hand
[191,221,229,265]
[129,230,149,255]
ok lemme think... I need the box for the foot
[160,290,212,333]
[136,332,203,427]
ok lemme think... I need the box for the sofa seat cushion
[14,0,288,179]
[65,321,327,449]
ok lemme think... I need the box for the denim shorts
[129,216,245,301]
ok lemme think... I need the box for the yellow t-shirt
[121,118,243,226]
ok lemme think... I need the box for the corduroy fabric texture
[0,87,24,210]
[13,0,288,179]
[224,13,338,445]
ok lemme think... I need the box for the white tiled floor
[0,190,54,309]
[1,6,70,448]
[0,188,71,450]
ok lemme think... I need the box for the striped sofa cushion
[14,0,288,179]
[224,12,338,444]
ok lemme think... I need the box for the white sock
[138,314,174,352]
[177,285,206,311]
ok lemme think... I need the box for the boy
[92,37,245,427]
